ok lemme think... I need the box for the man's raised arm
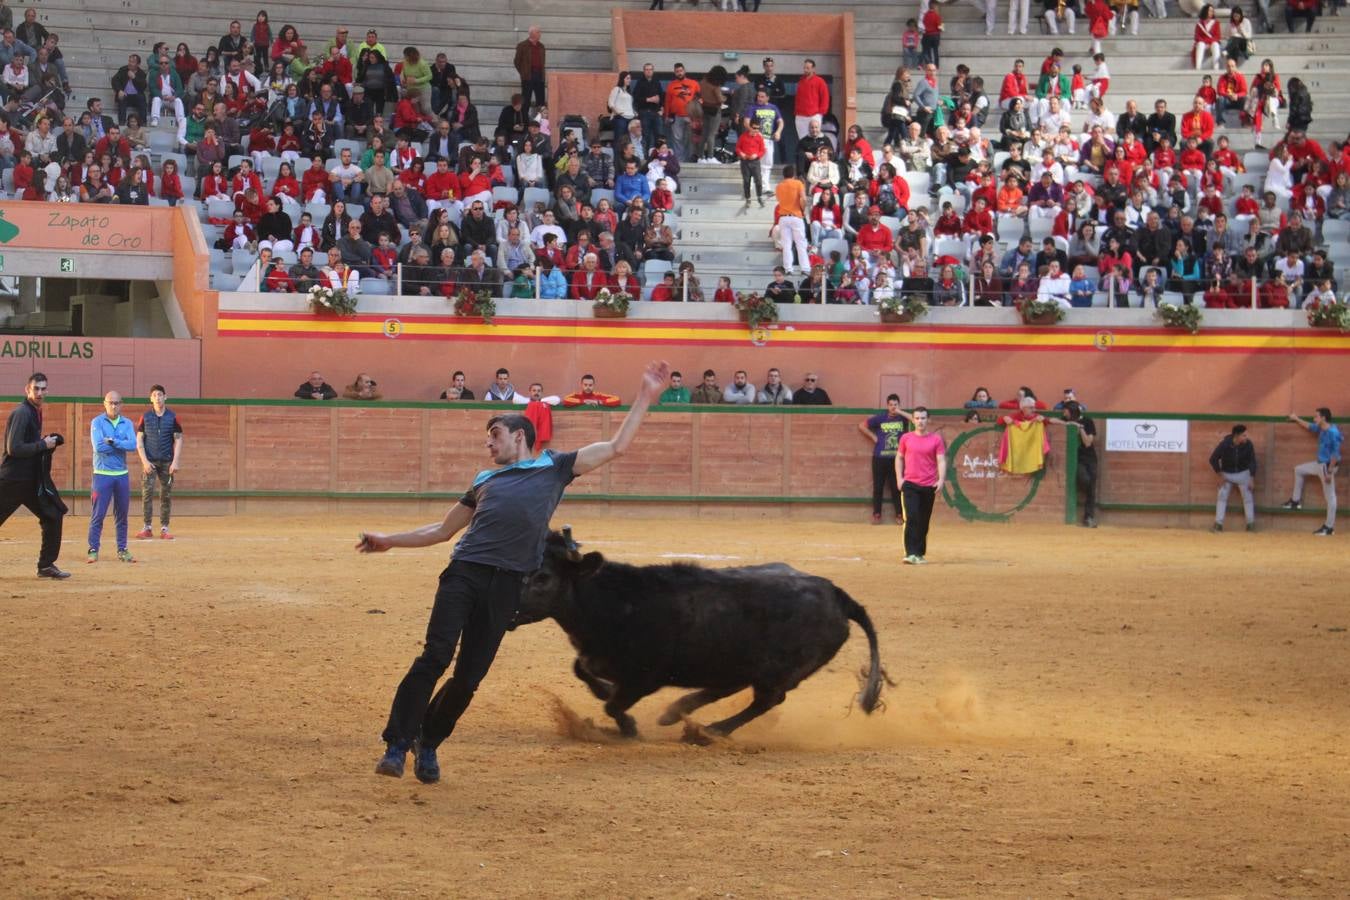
[573,361,670,476]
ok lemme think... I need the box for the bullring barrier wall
[1,398,1341,530]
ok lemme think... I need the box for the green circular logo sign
[941,425,1046,522]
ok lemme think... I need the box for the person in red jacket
[961,196,995,239]
[1180,97,1215,155]
[561,375,622,407]
[158,158,184,205]
[570,254,613,299]
[301,155,330,203]
[424,157,460,214]
[793,58,831,139]
[231,159,264,201]
[920,6,943,69]
[855,206,894,263]
[999,59,1030,111]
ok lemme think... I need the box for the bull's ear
[578,551,605,578]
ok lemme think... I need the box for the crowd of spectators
[293,365,835,405]
[0,4,1346,311]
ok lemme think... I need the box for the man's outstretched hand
[638,360,671,403]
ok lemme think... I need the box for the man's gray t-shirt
[453,450,578,572]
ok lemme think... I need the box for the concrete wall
[2,400,1339,531]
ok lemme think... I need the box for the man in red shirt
[999,59,1029,111]
[895,406,947,566]
[920,7,943,70]
[561,375,621,407]
[856,206,894,263]
[424,157,460,214]
[1216,59,1247,128]
[1180,97,1215,156]
[793,58,831,139]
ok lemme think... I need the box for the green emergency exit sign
[59,257,74,273]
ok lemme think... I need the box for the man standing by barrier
[1209,424,1258,533]
[896,406,946,565]
[858,394,911,525]
[1283,408,1342,536]
[88,392,138,564]
[135,385,183,541]
[0,372,70,579]
[358,360,669,784]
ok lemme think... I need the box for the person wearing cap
[856,206,894,267]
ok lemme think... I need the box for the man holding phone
[88,391,139,563]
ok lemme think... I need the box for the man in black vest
[0,372,69,578]
[134,385,183,541]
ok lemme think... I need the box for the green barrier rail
[152,490,875,504]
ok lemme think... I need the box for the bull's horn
[561,525,580,551]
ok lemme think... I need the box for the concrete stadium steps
[36,0,617,116]
[677,162,787,294]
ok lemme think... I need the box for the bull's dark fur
[514,531,884,738]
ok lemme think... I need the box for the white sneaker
[150,117,160,127]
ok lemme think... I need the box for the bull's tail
[838,588,883,714]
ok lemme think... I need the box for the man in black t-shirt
[358,360,670,783]
[1062,401,1098,528]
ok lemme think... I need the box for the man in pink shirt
[895,406,947,565]
[793,58,831,139]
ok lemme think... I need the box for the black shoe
[1313,525,1335,536]
[1083,516,1097,528]
[412,739,440,784]
[1245,523,1257,532]
[1210,522,1223,533]
[1281,499,1302,510]
[374,741,409,778]
[37,565,71,579]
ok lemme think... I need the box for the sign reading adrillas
[0,338,96,359]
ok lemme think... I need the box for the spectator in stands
[536,258,567,299]
[614,158,650,211]
[343,373,383,402]
[755,368,792,405]
[657,371,690,405]
[257,197,294,254]
[289,247,321,294]
[663,62,698,162]
[513,26,547,111]
[113,166,148,205]
[690,370,722,404]
[338,218,377,279]
[723,370,755,405]
[294,371,338,401]
[743,86,783,191]
[570,253,611,300]
[321,246,359,294]
[561,374,620,408]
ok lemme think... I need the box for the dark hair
[702,369,716,378]
[670,370,682,378]
[452,370,465,379]
[1316,407,1333,422]
[615,70,630,88]
[1019,385,1037,399]
[1231,424,1247,436]
[886,393,901,404]
[486,414,535,450]
[913,405,929,414]
[970,386,990,401]
[581,373,595,381]
[781,164,796,179]
[28,372,47,387]
[1062,401,1082,421]
[495,367,509,377]
[150,384,166,395]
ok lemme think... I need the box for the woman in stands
[973,262,1007,308]
[429,220,460,266]
[257,197,295,255]
[1246,59,1282,150]
[1068,220,1100,268]
[265,61,292,109]
[270,24,305,71]
[811,190,846,245]
[999,98,1032,152]
[173,43,198,83]
[644,210,676,263]
[320,199,353,252]
[130,154,155,196]
[515,138,545,191]
[447,90,480,145]
[122,114,147,150]
[50,173,75,202]
[1224,9,1252,66]
[881,68,913,146]
[932,264,966,306]
[611,260,639,297]
[607,72,635,149]
[594,197,619,235]
[1193,5,1223,71]
[357,49,394,117]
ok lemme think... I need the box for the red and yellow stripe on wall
[217,313,1350,354]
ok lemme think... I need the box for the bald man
[88,391,139,563]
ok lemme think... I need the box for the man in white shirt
[1036,259,1073,308]
[528,210,567,249]
[328,147,365,203]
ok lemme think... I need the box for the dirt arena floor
[1,512,1347,898]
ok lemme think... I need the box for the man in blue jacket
[88,391,139,563]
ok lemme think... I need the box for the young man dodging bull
[357,360,670,783]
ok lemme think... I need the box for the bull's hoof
[656,707,682,727]
[680,720,729,746]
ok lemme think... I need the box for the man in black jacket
[1210,424,1258,532]
[459,202,498,265]
[0,373,69,578]
[295,371,338,400]
[110,53,148,125]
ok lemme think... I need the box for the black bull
[509,530,884,738]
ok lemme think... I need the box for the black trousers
[1076,458,1098,520]
[520,74,546,111]
[739,157,763,200]
[0,480,64,570]
[382,559,525,749]
[872,456,901,517]
[901,481,937,557]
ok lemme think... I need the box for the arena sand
[1,514,1347,898]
